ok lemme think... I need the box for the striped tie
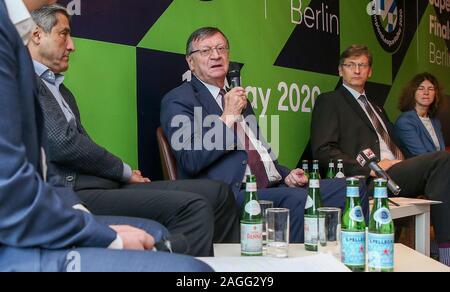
[358,95,404,160]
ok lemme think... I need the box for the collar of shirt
[195,75,227,108]
[342,83,367,100]
[5,0,36,45]
[33,60,65,87]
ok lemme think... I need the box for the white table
[207,244,450,272]
[370,197,441,256]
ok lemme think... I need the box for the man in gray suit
[0,0,212,272]
[28,4,239,257]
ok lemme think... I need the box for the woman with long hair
[395,73,446,157]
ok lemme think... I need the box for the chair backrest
[156,127,177,181]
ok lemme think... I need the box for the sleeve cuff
[121,163,132,182]
[108,235,124,250]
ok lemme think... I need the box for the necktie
[358,95,404,160]
[41,70,57,84]
[219,89,270,189]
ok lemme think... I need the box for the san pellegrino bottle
[312,160,321,179]
[241,174,263,256]
[302,160,310,179]
[341,177,366,272]
[335,159,345,178]
[368,178,395,272]
[304,171,322,251]
[326,159,336,179]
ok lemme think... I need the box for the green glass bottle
[312,160,321,179]
[341,177,366,272]
[335,159,346,178]
[326,159,336,179]
[304,171,322,251]
[241,174,263,256]
[368,179,395,272]
[302,160,310,179]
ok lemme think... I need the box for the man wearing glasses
[311,44,450,267]
[160,27,360,244]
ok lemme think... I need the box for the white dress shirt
[5,0,36,45]
[343,84,396,161]
[197,77,282,184]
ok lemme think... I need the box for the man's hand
[128,170,151,184]
[369,159,402,177]
[220,87,248,127]
[285,168,308,188]
[110,225,155,250]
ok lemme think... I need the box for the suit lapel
[191,76,224,116]
[339,86,377,134]
[413,112,436,147]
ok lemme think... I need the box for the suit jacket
[311,86,403,176]
[0,0,115,271]
[395,110,446,157]
[35,78,125,188]
[161,76,290,195]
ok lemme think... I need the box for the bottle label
[241,223,263,255]
[244,200,261,216]
[309,179,320,188]
[329,163,334,167]
[305,196,314,209]
[346,186,359,198]
[246,182,257,192]
[350,206,365,222]
[302,164,308,170]
[304,216,325,246]
[374,187,388,198]
[335,171,345,178]
[338,163,343,168]
[341,231,366,267]
[374,207,392,225]
[368,233,394,270]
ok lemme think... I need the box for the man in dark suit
[160,27,366,243]
[27,5,239,257]
[0,0,212,271]
[311,44,450,266]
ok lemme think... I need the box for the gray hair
[31,4,70,33]
[186,27,229,56]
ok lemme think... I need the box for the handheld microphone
[154,234,190,254]
[356,148,401,195]
[228,63,241,88]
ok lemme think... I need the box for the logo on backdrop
[369,0,405,53]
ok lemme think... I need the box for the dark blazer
[35,78,125,188]
[311,86,403,176]
[395,110,446,157]
[161,76,290,195]
[0,0,115,271]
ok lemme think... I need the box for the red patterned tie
[219,89,270,189]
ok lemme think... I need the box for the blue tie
[41,70,57,85]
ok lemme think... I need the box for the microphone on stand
[356,148,401,196]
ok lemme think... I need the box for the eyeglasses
[189,45,229,57]
[417,86,435,92]
[341,63,370,70]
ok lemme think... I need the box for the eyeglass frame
[341,62,370,70]
[188,45,229,57]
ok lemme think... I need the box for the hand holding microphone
[221,63,247,127]
[356,148,402,195]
